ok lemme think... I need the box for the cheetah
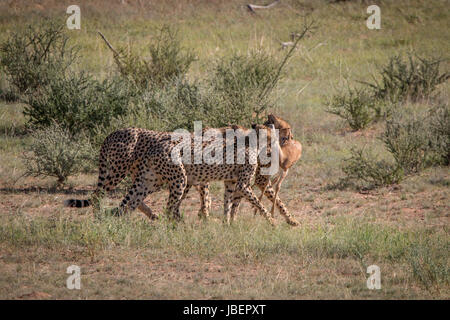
[64,128,164,218]
[111,123,281,225]
[64,127,215,220]
[62,126,247,220]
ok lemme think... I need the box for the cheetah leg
[129,165,158,220]
[232,171,300,226]
[165,166,187,221]
[223,181,237,224]
[92,145,110,199]
[167,184,187,221]
[102,164,131,194]
[229,193,243,224]
[117,168,162,218]
[196,184,211,219]
[137,203,158,220]
[260,181,299,227]
[252,175,271,216]
[205,184,212,216]
[180,183,192,214]
[91,161,131,211]
[205,185,212,216]
[234,183,275,226]
[180,184,191,201]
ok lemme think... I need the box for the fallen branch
[280,41,294,50]
[247,0,280,13]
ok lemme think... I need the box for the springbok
[254,114,302,218]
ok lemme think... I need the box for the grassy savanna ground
[0,0,449,299]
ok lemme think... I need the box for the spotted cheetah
[65,128,161,218]
[62,125,260,220]
[111,123,282,225]
[64,120,298,226]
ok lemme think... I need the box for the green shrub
[112,25,196,89]
[329,54,449,131]
[0,20,77,94]
[326,87,381,130]
[23,72,133,136]
[365,54,449,103]
[382,111,432,174]
[125,78,209,132]
[341,104,449,188]
[111,47,294,132]
[206,22,315,127]
[87,78,213,150]
[22,124,94,184]
[207,50,281,127]
[428,103,450,166]
[407,240,449,290]
[0,85,18,102]
[118,49,286,131]
[342,148,404,188]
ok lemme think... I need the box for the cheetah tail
[63,199,91,208]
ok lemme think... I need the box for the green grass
[0,211,447,298]
[0,212,431,261]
